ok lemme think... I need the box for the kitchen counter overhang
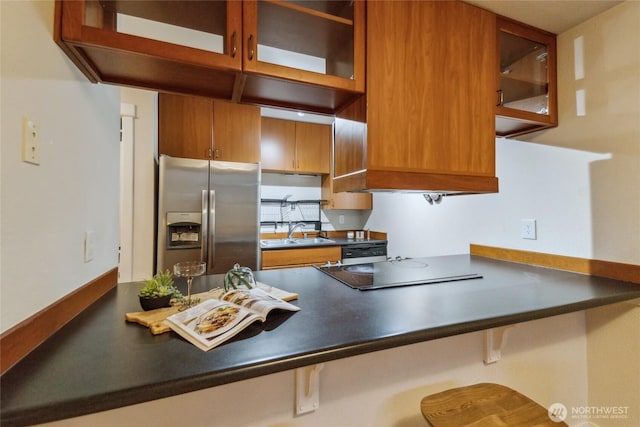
[2,254,639,426]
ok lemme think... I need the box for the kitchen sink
[260,237,336,248]
[295,238,336,244]
[261,239,298,246]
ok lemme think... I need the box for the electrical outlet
[339,215,345,225]
[22,117,41,165]
[521,219,537,240]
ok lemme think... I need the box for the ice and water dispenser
[166,212,201,250]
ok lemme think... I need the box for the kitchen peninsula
[2,254,639,426]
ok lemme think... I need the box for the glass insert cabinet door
[243,0,365,92]
[75,0,364,94]
[254,1,354,78]
[80,0,242,69]
[497,17,557,123]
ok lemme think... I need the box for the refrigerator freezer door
[207,160,260,274]
[157,156,210,273]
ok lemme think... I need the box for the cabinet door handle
[497,89,504,107]
[230,31,237,58]
[248,35,254,61]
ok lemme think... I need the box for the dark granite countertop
[2,254,639,426]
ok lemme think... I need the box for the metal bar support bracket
[483,324,517,364]
[295,363,325,415]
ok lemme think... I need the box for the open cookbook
[164,287,300,351]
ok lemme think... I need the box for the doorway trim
[119,103,136,283]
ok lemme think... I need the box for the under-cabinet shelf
[265,0,354,25]
[500,75,547,105]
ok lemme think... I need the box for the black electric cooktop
[315,257,483,290]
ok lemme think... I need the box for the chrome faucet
[287,222,307,240]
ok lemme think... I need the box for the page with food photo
[165,299,263,351]
[220,288,301,317]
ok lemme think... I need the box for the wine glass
[173,261,206,308]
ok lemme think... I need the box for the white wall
[587,300,640,426]
[367,139,613,259]
[550,2,640,423]
[526,0,640,265]
[0,0,120,332]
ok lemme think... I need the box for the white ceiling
[465,0,623,34]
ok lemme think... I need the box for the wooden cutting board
[125,284,298,335]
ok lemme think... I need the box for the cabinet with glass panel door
[54,0,364,114]
[54,0,242,98]
[496,17,558,137]
[241,0,365,113]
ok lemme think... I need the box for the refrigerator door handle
[208,190,216,272]
[201,190,208,264]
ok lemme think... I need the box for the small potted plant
[138,270,177,311]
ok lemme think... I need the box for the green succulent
[139,270,178,298]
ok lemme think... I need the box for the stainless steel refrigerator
[157,155,260,275]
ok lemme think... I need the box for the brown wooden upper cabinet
[333,1,499,194]
[159,94,260,163]
[496,17,558,137]
[260,117,330,174]
[323,103,372,210]
[241,1,365,113]
[53,0,364,115]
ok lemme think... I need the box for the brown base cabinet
[261,246,341,270]
[159,94,260,163]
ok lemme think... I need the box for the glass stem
[187,276,193,306]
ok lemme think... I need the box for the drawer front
[261,246,341,269]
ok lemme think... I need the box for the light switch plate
[22,117,41,165]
